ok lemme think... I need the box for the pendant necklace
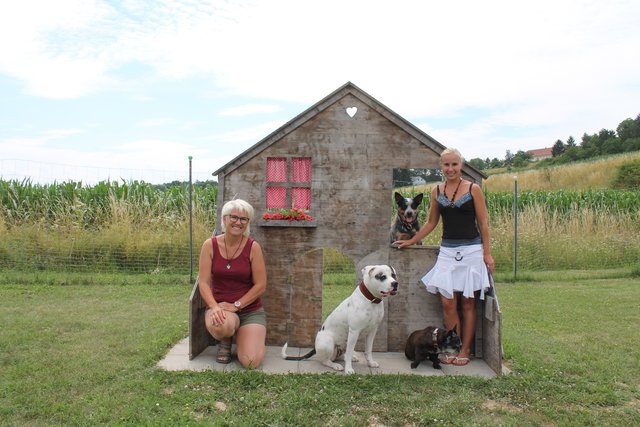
[224,234,243,270]
[444,178,462,207]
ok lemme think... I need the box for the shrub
[611,159,640,190]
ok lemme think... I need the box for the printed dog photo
[390,192,424,244]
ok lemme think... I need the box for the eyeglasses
[227,214,250,224]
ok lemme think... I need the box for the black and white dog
[390,192,424,244]
[281,265,399,374]
[404,326,461,369]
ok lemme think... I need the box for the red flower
[263,208,314,222]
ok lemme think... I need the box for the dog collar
[431,328,439,349]
[358,281,382,304]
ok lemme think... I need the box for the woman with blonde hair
[198,199,267,368]
[394,148,494,366]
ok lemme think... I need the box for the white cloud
[219,104,281,117]
[45,128,86,138]
[0,0,639,179]
[137,117,178,127]
[2,0,638,112]
[0,0,115,98]
[0,133,221,184]
[208,120,287,145]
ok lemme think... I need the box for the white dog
[281,264,398,374]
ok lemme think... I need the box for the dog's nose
[392,282,398,290]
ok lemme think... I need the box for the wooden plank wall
[192,93,501,372]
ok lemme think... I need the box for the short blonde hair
[220,199,255,236]
[440,148,464,165]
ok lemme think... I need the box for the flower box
[260,208,317,227]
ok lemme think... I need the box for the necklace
[223,234,244,270]
[444,178,463,207]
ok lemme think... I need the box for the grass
[484,151,640,191]
[1,270,639,425]
[322,272,356,321]
[489,204,640,271]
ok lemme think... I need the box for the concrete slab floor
[158,338,498,378]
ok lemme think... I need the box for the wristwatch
[234,300,242,309]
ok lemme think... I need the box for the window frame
[261,156,317,227]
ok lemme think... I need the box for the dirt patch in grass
[482,399,523,414]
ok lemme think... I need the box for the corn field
[485,189,640,216]
[1,179,639,273]
[0,179,217,273]
[392,187,640,271]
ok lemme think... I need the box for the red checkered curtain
[267,157,287,181]
[291,157,311,182]
[292,187,311,209]
[266,186,286,209]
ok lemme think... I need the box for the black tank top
[436,183,480,240]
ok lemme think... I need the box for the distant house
[410,176,426,185]
[527,147,553,161]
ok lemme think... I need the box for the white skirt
[421,244,491,300]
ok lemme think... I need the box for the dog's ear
[412,193,424,206]
[394,192,405,204]
[361,265,374,278]
[388,265,397,279]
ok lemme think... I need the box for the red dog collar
[358,281,382,304]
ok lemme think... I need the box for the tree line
[468,113,640,170]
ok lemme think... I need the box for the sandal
[440,354,457,364]
[215,340,232,364]
[452,356,470,366]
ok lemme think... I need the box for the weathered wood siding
[226,95,445,346]
[191,83,501,373]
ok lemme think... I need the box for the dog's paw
[344,367,355,375]
[432,362,442,370]
[324,361,344,371]
[367,361,379,368]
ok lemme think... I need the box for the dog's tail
[281,342,316,361]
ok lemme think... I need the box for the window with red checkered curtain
[266,157,311,209]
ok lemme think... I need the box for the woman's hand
[484,254,495,273]
[392,239,411,249]
[218,301,239,313]
[208,305,227,325]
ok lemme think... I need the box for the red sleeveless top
[210,236,263,313]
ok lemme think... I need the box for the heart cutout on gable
[346,107,358,118]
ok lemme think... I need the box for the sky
[1,0,639,184]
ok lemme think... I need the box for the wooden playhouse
[189,82,503,374]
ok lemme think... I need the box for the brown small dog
[404,326,461,369]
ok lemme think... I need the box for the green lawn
[1,270,638,426]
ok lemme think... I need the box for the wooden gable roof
[213,81,487,179]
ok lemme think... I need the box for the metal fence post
[189,156,193,284]
[513,175,518,281]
